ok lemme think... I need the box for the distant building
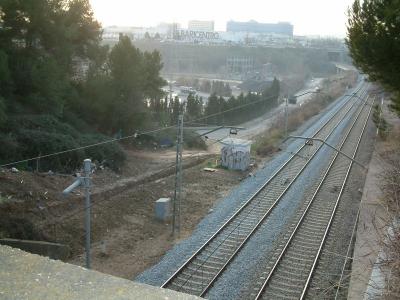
[227,20,293,36]
[102,23,182,41]
[188,20,215,32]
[226,57,254,74]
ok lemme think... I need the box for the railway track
[161,84,368,297]
[252,93,374,300]
[304,102,375,300]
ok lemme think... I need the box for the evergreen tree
[347,0,400,114]
[186,92,198,119]
[205,93,219,124]
[170,96,181,125]
[143,50,167,101]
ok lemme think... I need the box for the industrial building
[188,20,215,32]
[227,20,293,36]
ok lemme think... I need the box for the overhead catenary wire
[0,125,176,168]
[37,88,366,269]
[50,134,233,244]
[33,90,362,229]
[184,93,281,126]
[0,93,281,169]
[39,132,232,231]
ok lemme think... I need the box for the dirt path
[0,74,357,281]
[348,97,400,299]
[0,147,249,280]
[196,76,348,143]
[67,160,247,279]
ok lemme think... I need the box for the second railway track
[252,92,374,300]
[161,83,370,297]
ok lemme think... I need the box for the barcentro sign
[174,30,219,40]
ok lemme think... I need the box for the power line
[2,84,365,170]
[0,93,281,169]
[0,125,176,168]
[184,93,280,126]
[37,88,366,249]
[38,133,232,231]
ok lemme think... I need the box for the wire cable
[0,94,282,169]
[184,93,281,126]
[0,125,177,168]
[38,133,231,230]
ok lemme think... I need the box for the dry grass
[378,129,400,299]
[252,72,357,157]
[252,128,283,156]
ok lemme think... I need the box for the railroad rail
[253,93,374,299]
[161,84,368,297]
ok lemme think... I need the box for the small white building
[220,138,252,171]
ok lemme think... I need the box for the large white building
[188,20,214,32]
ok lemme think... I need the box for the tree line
[0,0,165,170]
[150,77,280,127]
[347,0,400,115]
[176,77,233,97]
[0,0,281,171]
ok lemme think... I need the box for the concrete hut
[220,138,252,171]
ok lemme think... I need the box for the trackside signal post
[172,115,184,237]
[63,159,92,269]
[284,96,289,138]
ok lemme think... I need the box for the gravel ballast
[135,81,366,294]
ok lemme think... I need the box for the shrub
[0,133,20,165]
[2,114,126,172]
[16,129,84,171]
[8,115,81,138]
[78,134,126,170]
[183,129,207,150]
[253,128,283,156]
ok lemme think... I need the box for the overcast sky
[89,0,355,37]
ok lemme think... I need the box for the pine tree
[347,0,400,114]
[186,92,200,120]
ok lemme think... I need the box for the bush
[0,133,20,165]
[16,129,84,171]
[78,134,126,170]
[1,114,126,172]
[184,129,207,150]
[372,104,390,138]
[253,128,283,156]
[8,115,81,138]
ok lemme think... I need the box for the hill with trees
[0,0,166,171]
[346,0,400,114]
[0,0,285,172]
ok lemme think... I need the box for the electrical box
[155,198,172,221]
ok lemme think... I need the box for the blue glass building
[227,20,293,36]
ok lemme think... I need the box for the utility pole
[169,82,173,104]
[83,159,91,269]
[376,96,384,136]
[172,114,184,237]
[284,96,289,138]
[63,159,92,269]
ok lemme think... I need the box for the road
[195,78,325,144]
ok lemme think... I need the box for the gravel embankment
[135,81,365,293]
[206,99,357,299]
